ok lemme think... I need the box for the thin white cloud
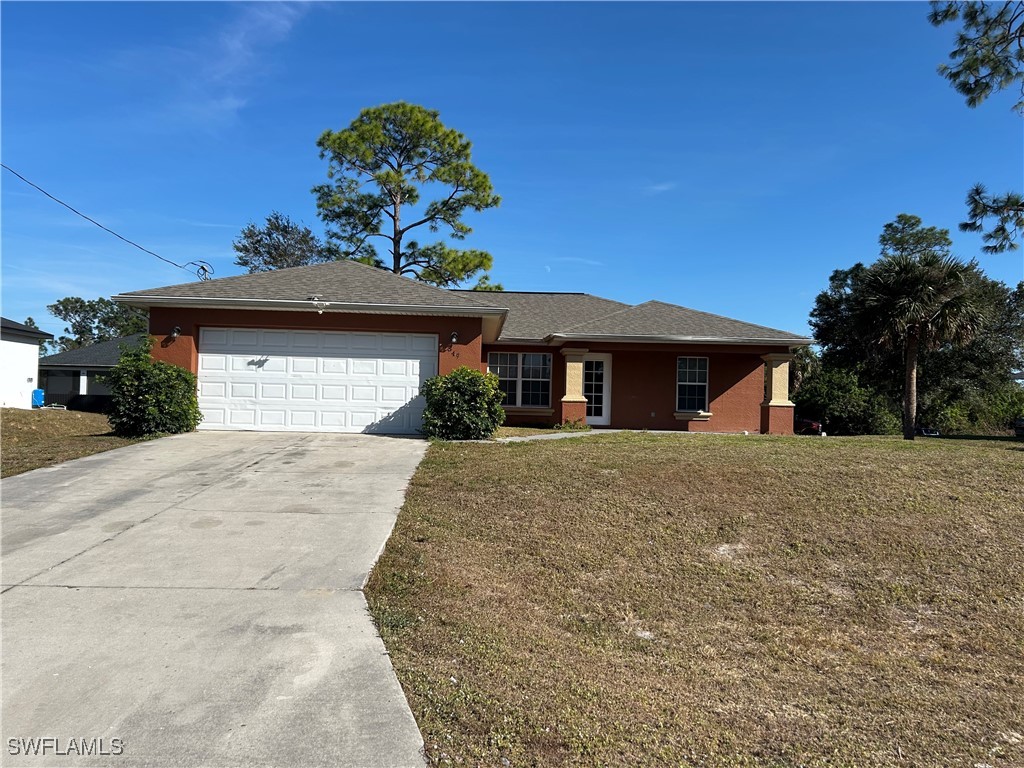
[644,181,677,195]
[108,3,309,129]
[162,216,239,229]
[554,256,604,267]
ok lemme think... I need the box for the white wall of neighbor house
[1,338,42,408]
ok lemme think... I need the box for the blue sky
[2,1,1021,339]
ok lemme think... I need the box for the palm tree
[864,252,984,440]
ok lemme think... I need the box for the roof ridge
[556,302,640,333]
[117,259,494,310]
[449,290,594,296]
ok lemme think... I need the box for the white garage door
[197,328,438,434]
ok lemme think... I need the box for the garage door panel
[288,411,317,428]
[380,386,408,403]
[350,334,378,350]
[321,333,350,350]
[231,330,260,347]
[291,332,320,348]
[200,381,227,398]
[322,385,347,402]
[289,383,317,400]
[229,410,257,426]
[351,359,377,375]
[230,382,257,399]
[410,335,436,352]
[197,328,437,434]
[200,355,228,372]
[260,383,287,400]
[262,330,291,348]
[290,357,317,374]
[258,410,286,427]
[350,385,376,402]
[322,359,348,375]
[321,412,347,427]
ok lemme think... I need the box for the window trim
[675,356,710,415]
[488,352,553,408]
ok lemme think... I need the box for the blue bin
[31,389,45,408]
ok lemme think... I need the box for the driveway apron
[1,432,427,767]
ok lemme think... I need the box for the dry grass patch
[493,426,559,439]
[1,408,144,477]
[366,432,1024,767]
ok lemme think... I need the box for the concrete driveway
[1,432,427,767]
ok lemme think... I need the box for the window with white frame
[488,352,552,407]
[676,357,709,412]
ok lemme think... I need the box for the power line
[1,163,213,281]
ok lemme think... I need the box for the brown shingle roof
[555,300,809,342]
[116,259,493,311]
[453,291,629,340]
[114,261,809,344]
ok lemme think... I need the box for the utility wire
[1,163,213,281]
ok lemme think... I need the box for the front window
[676,357,708,412]
[488,352,552,408]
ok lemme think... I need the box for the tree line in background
[793,214,1024,437]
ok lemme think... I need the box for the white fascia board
[111,294,508,318]
[111,295,509,342]
[546,333,813,347]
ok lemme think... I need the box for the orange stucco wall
[148,307,484,376]
[482,342,794,433]
[149,306,793,435]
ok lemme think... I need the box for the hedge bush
[793,366,900,435]
[106,338,203,437]
[420,366,505,440]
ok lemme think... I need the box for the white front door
[197,327,438,434]
[583,354,612,426]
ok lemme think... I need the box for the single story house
[113,260,811,435]
[38,334,145,411]
[0,317,53,409]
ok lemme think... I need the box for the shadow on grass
[937,434,1023,443]
[936,434,1024,450]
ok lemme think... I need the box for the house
[0,317,53,409]
[38,334,145,411]
[113,260,811,435]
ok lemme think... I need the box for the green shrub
[106,338,202,437]
[420,366,505,440]
[554,418,590,432]
[923,381,1024,434]
[793,366,900,435]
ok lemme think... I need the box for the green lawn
[366,432,1024,767]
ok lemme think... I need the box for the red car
[795,417,824,436]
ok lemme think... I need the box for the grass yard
[366,432,1024,767]
[1,408,143,477]
[493,426,560,439]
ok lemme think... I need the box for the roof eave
[111,295,509,342]
[545,333,812,347]
[112,294,505,317]
[1,329,53,341]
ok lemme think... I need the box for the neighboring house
[0,317,53,409]
[38,334,145,411]
[113,261,811,435]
